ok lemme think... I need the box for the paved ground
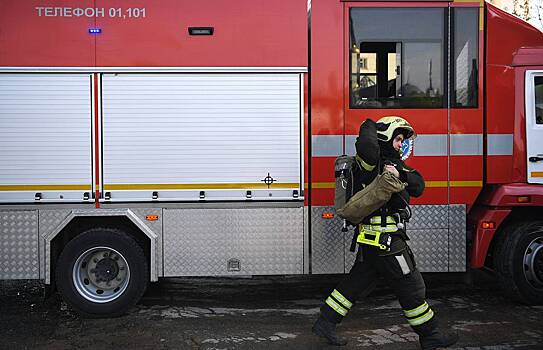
[1,270,542,349]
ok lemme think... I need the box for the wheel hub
[73,247,130,303]
[524,237,543,290]
[94,257,119,282]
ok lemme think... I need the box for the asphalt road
[1,270,542,350]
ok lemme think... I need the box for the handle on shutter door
[529,156,543,162]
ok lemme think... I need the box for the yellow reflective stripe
[360,225,398,233]
[425,181,448,188]
[355,154,375,171]
[311,182,335,189]
[450,180,483,187]
[369,216,395,225]
[331,290,352,309]
[0,185,92,191]
[425,181,482,188]
[103,183,299,190]
[407,309,435,326]
[326,297,348,316]
[404,302,429,318]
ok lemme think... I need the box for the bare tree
[523,0,530,21]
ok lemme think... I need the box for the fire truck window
[535,77,543,124]
[402,42,443,108]
[349,8,445,109]
[453,8,479,108]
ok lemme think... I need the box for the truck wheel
[494,221,543,305]
[56,228,149,317]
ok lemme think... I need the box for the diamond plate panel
[449,205,466,272]
[39,210,72,235]
[345,229,449,272]
[449,204,466,228]
[0,210,39,279]
[408,229,448,272]
[311,206,345,274]
[345,230,450,273]
[312,205,453,274]
[163,208,304,276]
[409,205,448,229]
[38,210,71,279]
[130,209,163,277]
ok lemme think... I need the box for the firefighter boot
[419,330,459,350]
[312,314,348,346]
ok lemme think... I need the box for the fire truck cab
[0,0,542,316]
[309,0,543,306]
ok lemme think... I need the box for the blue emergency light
[88,28,102,34]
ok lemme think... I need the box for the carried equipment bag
[336,170,406,224]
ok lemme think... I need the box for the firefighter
[312,117,459,349]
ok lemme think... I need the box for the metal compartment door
[101,73,303,202]
[0,74,93,203]
[163,207,304,276]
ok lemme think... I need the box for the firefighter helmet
[376,116,416,142]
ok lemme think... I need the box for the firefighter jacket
[353,119,425,253]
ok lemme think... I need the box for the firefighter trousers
[321,243,438,336]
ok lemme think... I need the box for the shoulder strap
[355,154,376,172]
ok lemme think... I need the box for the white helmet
[376,116,416,142]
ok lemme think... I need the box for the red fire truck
[0,0,542,316]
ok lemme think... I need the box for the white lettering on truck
[35,6,146,19]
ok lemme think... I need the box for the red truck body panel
[0,0,307,68]
[485,4,543,184]
[0,1,96,67]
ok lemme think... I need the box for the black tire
[493,221,543,305]
[56,227,149,317]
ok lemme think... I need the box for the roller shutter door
[0,74,92,203]
[101,73,303,202]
